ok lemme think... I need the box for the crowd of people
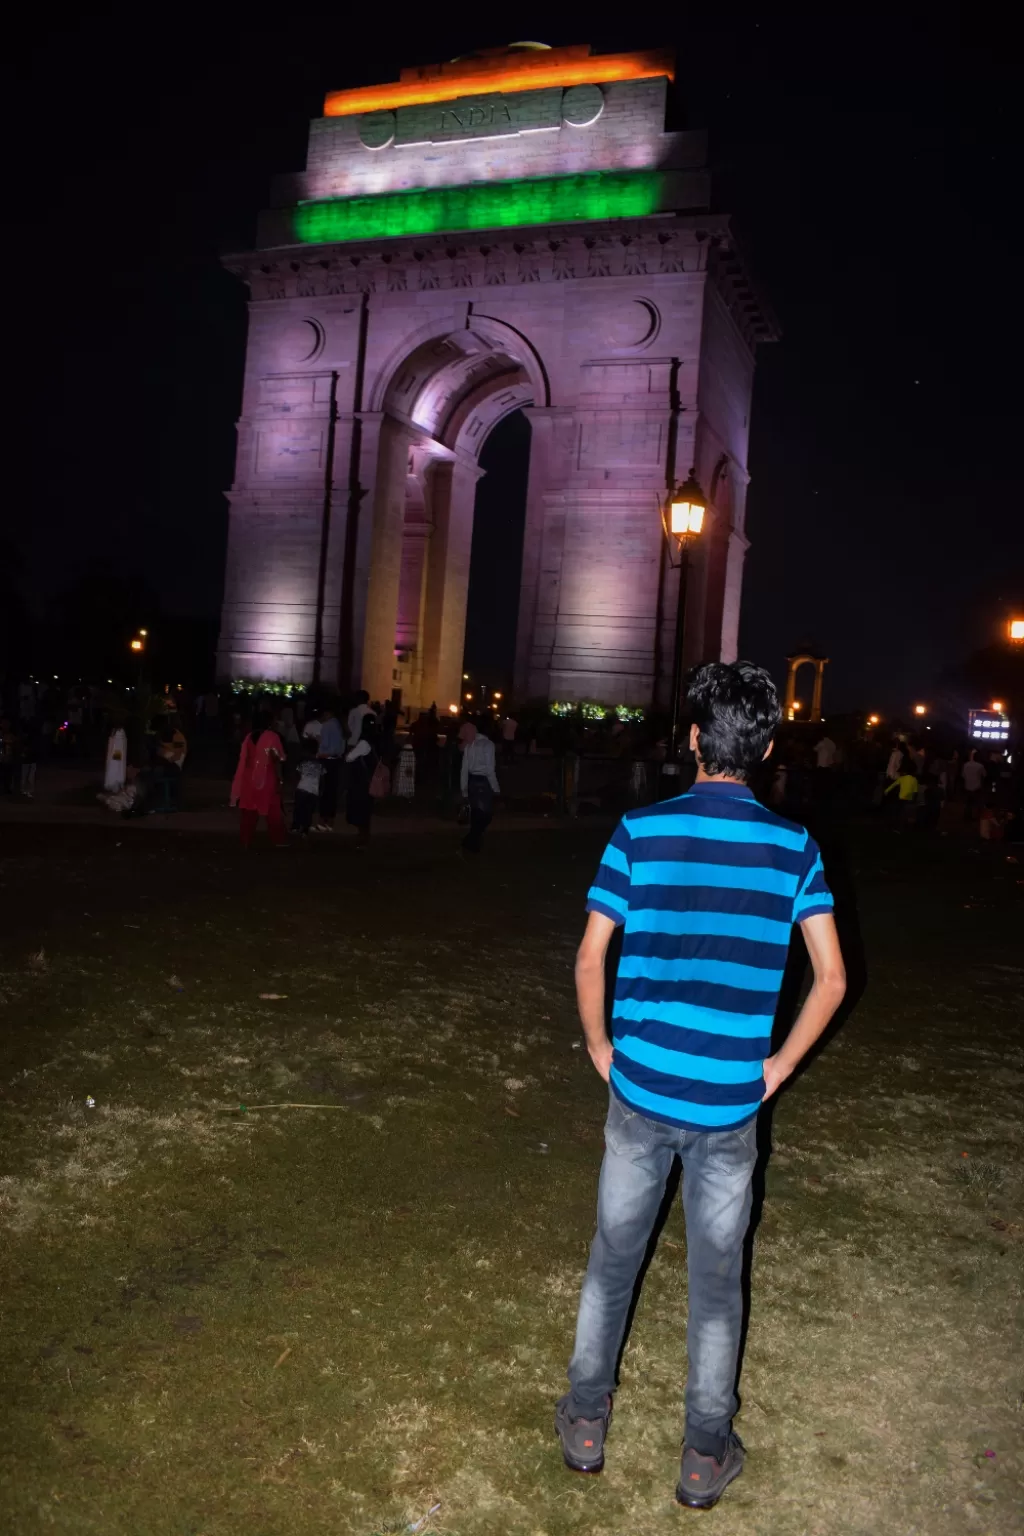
[763,727,1020,840]
[2,675,1020,848]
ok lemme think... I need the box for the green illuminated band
[293,170,664,244]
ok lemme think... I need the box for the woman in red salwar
[230,711,287,848]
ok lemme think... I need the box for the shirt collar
[686,780,755,799]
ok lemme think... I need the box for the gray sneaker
[554,1393,611,1474]
[675,1434,744,1508]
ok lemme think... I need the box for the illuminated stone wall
[216,47,775,703]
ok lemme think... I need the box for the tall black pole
[312,370,339,687]
[668,538,691,765]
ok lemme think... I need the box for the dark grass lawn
[0,816,1021,1535]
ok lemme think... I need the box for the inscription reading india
[440,101,513,132]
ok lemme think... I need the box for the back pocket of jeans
[604,1092,658,1156]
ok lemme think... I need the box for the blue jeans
[567,1090,758,1456]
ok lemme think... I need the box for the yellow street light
[448,704,458,715]
[668,471,707,538]
[493,691,502,701]
[868,714,880,725]
[1009,618,1024,641]
[913,703,927,716]
[992,700,1004,713]
[139,628,148,638]
[130,639,144,652]
[464,692,473,702]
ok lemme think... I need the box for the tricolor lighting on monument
[322,44,675,118]
[217,42,776,706]
[274,42,699,249]
[295,170,664,244]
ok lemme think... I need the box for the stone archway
[784,653,828,722]
[214,44,778,700]
[359,320,538,711]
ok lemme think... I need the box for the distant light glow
[992,700,1004,712]
[323,46,674,117]
[130,639,144,652]
[969,709,1010,742]
[448,704,458,715]
[868,714,880,725]
[1009,619,1024,641]
[294,169,663,244]
[913,703,926,716]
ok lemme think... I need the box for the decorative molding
[228,215,723,301]
[226,217,776,352]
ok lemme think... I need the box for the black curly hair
[685,661,781,780]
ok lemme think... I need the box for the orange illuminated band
[324,46,675,118]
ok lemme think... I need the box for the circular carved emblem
[562,84,604,127]
[358,109,396,150]
[279,318,325,365]
[603,299,660,349]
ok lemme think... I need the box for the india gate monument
[216,43,775,709]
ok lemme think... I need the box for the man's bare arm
[763,912,846,1100]
[575,911,617,1082]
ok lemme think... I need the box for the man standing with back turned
[556,662,846,1509]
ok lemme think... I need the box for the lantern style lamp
[668,471,707,541]
[662,470,708,778]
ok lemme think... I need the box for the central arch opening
[463,409,531,692]
[364,320,545,712]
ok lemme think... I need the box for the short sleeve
[793,834,834,923]
[586,817,633,926]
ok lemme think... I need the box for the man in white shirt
[461,728,500,853]
[813,735,837,769]
[347,690,375,748]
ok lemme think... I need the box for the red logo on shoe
[690,1472,701,1480]
[583,1440,593,1448]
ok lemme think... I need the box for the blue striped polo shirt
[587,781,834,1131]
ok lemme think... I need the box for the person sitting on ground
[97,764,140,816]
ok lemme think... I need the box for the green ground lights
[293,169,665,244]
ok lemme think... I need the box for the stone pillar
[419,457,484,712]
[357,417,413,703]
[719,528,749,665]
[811,660,828,722]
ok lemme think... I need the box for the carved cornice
[226,214,728,298]
[224,214,776,352]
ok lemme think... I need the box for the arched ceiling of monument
[382,328,535,458]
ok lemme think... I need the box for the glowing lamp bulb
[448,704,458,715]
[130,639,144,652]
[1009,619,1024,641]
[465,692,473,701]
[139,628,148,637]
[913,704,926,716]
[992,701,1004,713]
[868,714,880,725]
[668,471,706,539]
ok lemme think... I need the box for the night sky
[12,6,1019,712]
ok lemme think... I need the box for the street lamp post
[662,470,707,779]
